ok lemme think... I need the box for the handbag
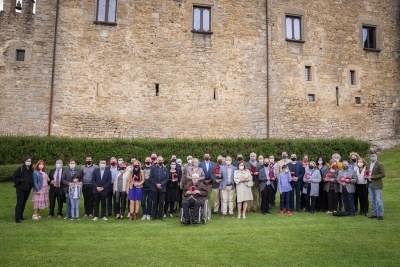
[246,181,254,188]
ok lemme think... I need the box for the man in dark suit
[199,153,215,202]
[61,159,83,219]
[366,152,386,220]
[257,156,278,215]
[92,159,112,221]
[148,156,169,220]
[48,159,65,218]
[288,153,305,212]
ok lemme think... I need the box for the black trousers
[304,187,317,212]
[261,185,273,213]
[327,190,340,212]
[15,188,30,220]
[164,201,174,214]
[316,183,327,211]
[152,190,165,220]
[49,187,64,216]
[82,184,94,215]
[93,193,107,218]
[356,184,369,213]
[114,191,127,216]
[182,198,202,221]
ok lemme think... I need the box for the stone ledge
[93,21,118,26]
[285,39,305,43]
[363,48,381,53]
[191,30,213,35]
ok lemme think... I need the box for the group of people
[12,150,386,224]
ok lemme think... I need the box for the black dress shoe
[266,211,271,214]
[212,212,218,214]
[311,211,314,214]
[192,220,200,224]
[181,220,188,225]
[368,215,378,219]
[262,212,266,215]
[378,216,384,220]
[15,219,21,223]
[20,217,26,220]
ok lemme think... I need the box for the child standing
[279,165,293,215]
[69,174,82,220]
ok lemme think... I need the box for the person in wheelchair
[181,173,208,224]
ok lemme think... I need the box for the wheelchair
[180,199,211,224]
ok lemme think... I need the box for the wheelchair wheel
[179,208,184,222]
[203,200,211,224]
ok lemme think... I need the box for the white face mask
[69,164,76,169]
[73,179,78,183]
[284,169,289,173]
[258,159,264,164]
[56,164,62,169]
[239,166,244,170]
[357,163,364,167]
[270,159,274,163]
[250,157,256,162]
[25,161,31,166]
[226,161,231,166]
[188,159,192,164]
[118,160,123,165]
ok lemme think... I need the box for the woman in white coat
[234,161,253,219]
[303,161,322,214]
[113,162,130,220]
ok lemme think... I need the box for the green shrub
[0,136,370,166]
[0,165,21,182]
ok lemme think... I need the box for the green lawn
[1,146,399,266]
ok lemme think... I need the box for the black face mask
[352,158,357,162]
[204,157,210,161]
[86,161,92,165]
[263,163,269,167]
[217,160,223,164]
[237,157,243,161]
[291,158,297,161]
[158,162,164,166]
[309,166,314,169]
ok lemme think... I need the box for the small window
[193,6,211,32]
[15,0,22,13]
[16,49,25,61]
[363,26,376,49]
[305,66,311,81]
[286,16,301,40]
[307,94,315,102]
[155,84,159,96]
[355,97,361,104]
[350,70,356,85]
[96,0,117,23]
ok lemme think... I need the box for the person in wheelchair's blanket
[181,174,209,224]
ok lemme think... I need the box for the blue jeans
[280,192,290,211]
[368,183,384,216]
[141,187,152,216]
[65,193,71,217]
[342,188,355,216]
[290,182,302,211]
[70,198,80,218]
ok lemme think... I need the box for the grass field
[1,145,399,266]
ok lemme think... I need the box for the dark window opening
[193,6,211,32]
[286,16,301,40]
[307,94,315,102]
[336,86,339,106]
[305,66,311,81]
[350,70,356,85]
[355,97,361,104]
[155,84,159,96]
[96,0,117,23]
[213,88,216,100]
[15,0,22,13]
[16,49,25,61]
[363,26,376,49]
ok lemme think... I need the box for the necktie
[56,170,60,187]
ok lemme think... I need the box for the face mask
[120,166,126,171]
[188,159,193,164]
[239,166,244,170]
[370,157,377,162]
[357,163,363,167]
[118,160,123,165]
[237,157,243,161]
[145,161,151,165]
[343,166,349,170]
[309,165,314,169]
[264,163,269,167]
[158,162,164,166]
[226,161,231,166]
[134,164,139,168]
[100,163,106,169]
[259,159,264,164]
[171,157,176,160]
[352,158,357,163]
[282,155,287,159]
[250,157,256,162]
[56,164,62,169]
[291,157,297,161]
[25,161,31,166]
[69,164,76,169]
[86,161,92,165]
[284,169,289,173]
[270,159,274,163]
[171,165,176,169]
[73,179,78,183]
[331,165,337,169]
[204,157,210,161]
[38,164,44,170]
[318,161,323,165]
[193,163,199,167]
[151,157,157,161]
[111,162,116,167]
[217,160,223,164]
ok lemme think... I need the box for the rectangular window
[307,94,315,102]
[305,66,311,81]
[193,6,211,32]
[363,26,376,49]
[286,16,301,40]
[16,49,25,61]
[155,84,159,96]
[350,70,356,85]
[96,0,117,23]
[355,97,361,104]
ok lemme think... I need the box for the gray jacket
[258,165,278,192]
[338,169,358,193]
[303,168,322,197]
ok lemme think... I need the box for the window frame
[16,49,25,61]
[285,16,302,42]
[350,70,356,86]
[362,26,376,49]
[94,0,118,26]
[305,66,311,82]
[191,5,213,34]
[307,94,316,102]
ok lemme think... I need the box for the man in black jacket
[48,159,65,218]
[148,156,168,220]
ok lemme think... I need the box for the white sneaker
[170,213,173,218]
[141,215,147,220]
[163,214,166,218]
[102,216,108,221]
[127,212,130,217]
[146,215,151,220]
[70,218,74,221]
[93,217,98,221]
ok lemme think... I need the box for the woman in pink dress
[32,160,49,220]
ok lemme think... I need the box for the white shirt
[227,166,232,184]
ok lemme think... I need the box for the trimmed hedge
[0,165,21,182]
[0,136,370,166]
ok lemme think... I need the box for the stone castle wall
[0,0,399,140]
